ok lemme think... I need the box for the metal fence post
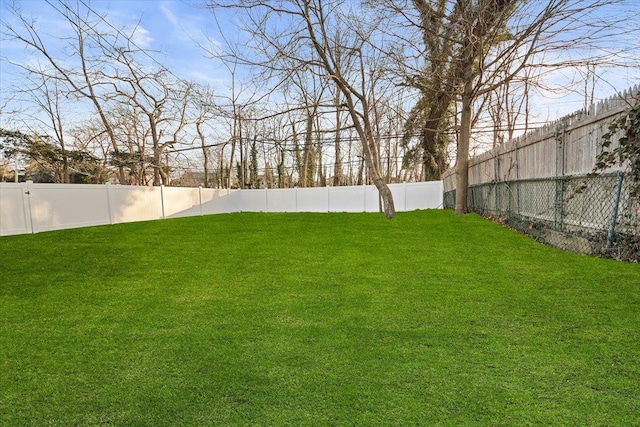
[515,142,521,216]
[553,122,567,231]
[494,153,499,213]
[606,172,624,248]
[507,181,513,217]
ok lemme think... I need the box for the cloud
[159,4,180,27]
[129,25,154,49]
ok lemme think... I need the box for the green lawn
[1,210,639,426]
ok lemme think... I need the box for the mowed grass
[1,210,639,426]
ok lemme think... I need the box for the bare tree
[205,0,397,218]
[103,42,193,186]
[486,72,532,148]
[2,0,209,186]
[0,1,138,183]
[10,69,73,183]
[454,0,636,214]
[375,0,458,181]
[195,117,212,186]
[376,0,635,214]
[191,85,225,188]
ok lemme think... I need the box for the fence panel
[443,86,639,193]
[265,188,297,212]
[1,181,443,236]
[109,185,163,223]
[364,185,382,212]
[163,186,202,218]
[0,183,30,236]
[400,181,444,210]
[27,183,111,232]
[200,189,235,215]
[329,186,366,212]
[234,189,268,212]
[294,187,328,212]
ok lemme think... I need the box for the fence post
[105,182,114,224]
[404,182,407,211]
[606,172,624,248]
[515,140,521,215]
[494,153,499,213]
[553,123,566,231]
[363,185,367,212]
[23,180,35,234]
[160,185,166,219]
[20,181,34,234]
[199,185,203,216]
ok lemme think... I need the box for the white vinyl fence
[0,181,443,236]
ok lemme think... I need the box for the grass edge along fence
[443,172,640,262]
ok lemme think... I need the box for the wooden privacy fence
[0,181,443,236]
[443,85,639,192]
[442,85,639,260]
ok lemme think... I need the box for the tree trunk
[197,122,209,188]
[149,115,162,186]
[373,176,395,219]
[238,117,245,189]
[361,125,396,218]
[455,78,473,215]
[302,112,315,187]
[333,92,343,186]
[228,139,236,189]
[362,114,396,219]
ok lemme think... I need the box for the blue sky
[1,0,639,131]
[104,0,231,85]
[0,0,234,95]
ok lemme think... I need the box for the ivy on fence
[593,95,640,197]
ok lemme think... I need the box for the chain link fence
[443,173,640,262]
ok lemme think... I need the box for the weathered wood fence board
[443,85,639,191]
